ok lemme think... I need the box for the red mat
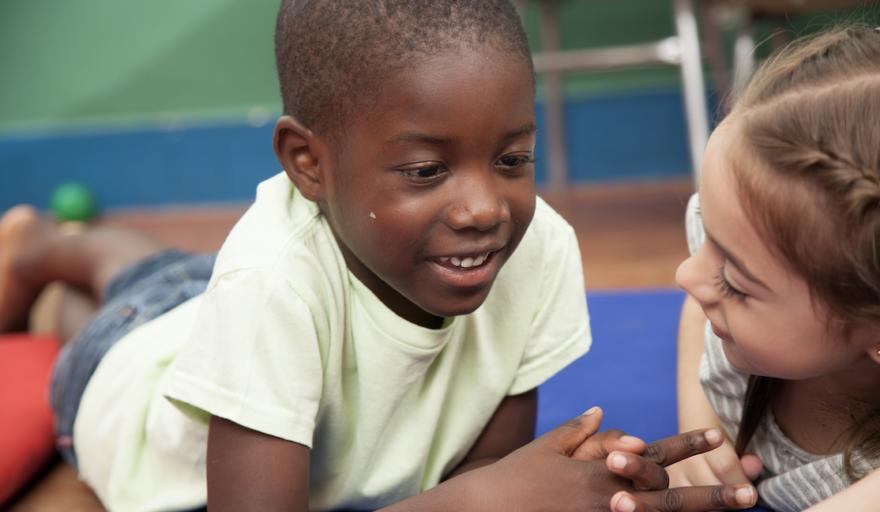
[0,333,59,504]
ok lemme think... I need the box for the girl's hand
[664,438,763,488]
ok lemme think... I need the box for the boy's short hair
[274,0,533,138]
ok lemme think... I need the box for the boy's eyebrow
[500,123,537,145]
[387,132,454,146]
[386,123,536,147]
[704,228,770,291]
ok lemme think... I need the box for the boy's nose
[445,175,511,231]
[675,251,718,307]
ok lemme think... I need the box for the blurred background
[2,2,879,510]
[2,0,874,211]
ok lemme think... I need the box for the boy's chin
[421,293,490,320]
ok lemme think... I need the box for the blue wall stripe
[0,89,702,212]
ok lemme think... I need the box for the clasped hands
[466,407,758,512]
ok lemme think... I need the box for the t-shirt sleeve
[508,221,591,395]
[163,269,324,448]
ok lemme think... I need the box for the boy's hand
[473,408,757,511]
[603,430,762,512]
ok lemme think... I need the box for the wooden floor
[7,179,694,511]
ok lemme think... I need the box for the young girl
[669,24,880,511]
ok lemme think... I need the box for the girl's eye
[714,266,747,302]
[496,153,535,169]
[400,164,447,182]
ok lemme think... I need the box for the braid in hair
[726,25,880,480]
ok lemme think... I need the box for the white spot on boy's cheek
[369,211,376,219]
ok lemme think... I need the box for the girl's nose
[675,249,718,306]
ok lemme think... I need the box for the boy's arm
[206,415,310,512]
[207,409,754,512]
[444,388,537,478]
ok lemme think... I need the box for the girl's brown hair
[726,24,880,480]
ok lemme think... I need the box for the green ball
[50,183,97,222]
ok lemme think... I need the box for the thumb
[740,453,763,481]
[535,406,603,455]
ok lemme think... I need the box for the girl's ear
[273,115,327,202]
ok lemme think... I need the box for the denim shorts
[50,250,216,469]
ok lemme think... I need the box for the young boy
[0,1,757,510]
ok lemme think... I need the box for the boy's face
[319,48,536,327]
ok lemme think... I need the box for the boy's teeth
[440,252,491,268]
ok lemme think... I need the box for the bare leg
[54,286,99,344]
[0,205,165,332]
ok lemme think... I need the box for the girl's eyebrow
[704,228,770,291]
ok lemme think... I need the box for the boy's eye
[400,164,447,182]
[496,153,535,168]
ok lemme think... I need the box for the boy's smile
[306,47,537,328]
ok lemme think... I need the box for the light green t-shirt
[74,173,591,512]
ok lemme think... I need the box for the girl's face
[676,122,875,380]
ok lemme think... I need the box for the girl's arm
[667,296,761,487]
[677,296,723,433]
[805,468,880,511]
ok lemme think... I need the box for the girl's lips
[711,323,733,343]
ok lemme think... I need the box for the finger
[610,491,645,512]
[629,484,757,511]
[642,429,724,467]
[705,443,750,485]
[740,454,763,481]
[535,406,603,454]
[606,451,668,491]
[571,429,645,460]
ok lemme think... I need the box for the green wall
[1,0,876,134]
[0,0,280,132]
[0,0,687,133]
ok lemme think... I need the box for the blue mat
[537,289,771,512]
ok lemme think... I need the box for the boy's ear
[273,115,327,202]
[869,345,880,365]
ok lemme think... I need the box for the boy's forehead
[358,50,534,128]
[324,57,535,167]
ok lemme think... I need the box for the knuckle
[563,417,583,430]
[606,429,625,438]
[657,468,670,489]
[685,432,702,452]
[661,489,684,511]
[712,455,739,476]
[644,443,666,464]
[710,486,728,507]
